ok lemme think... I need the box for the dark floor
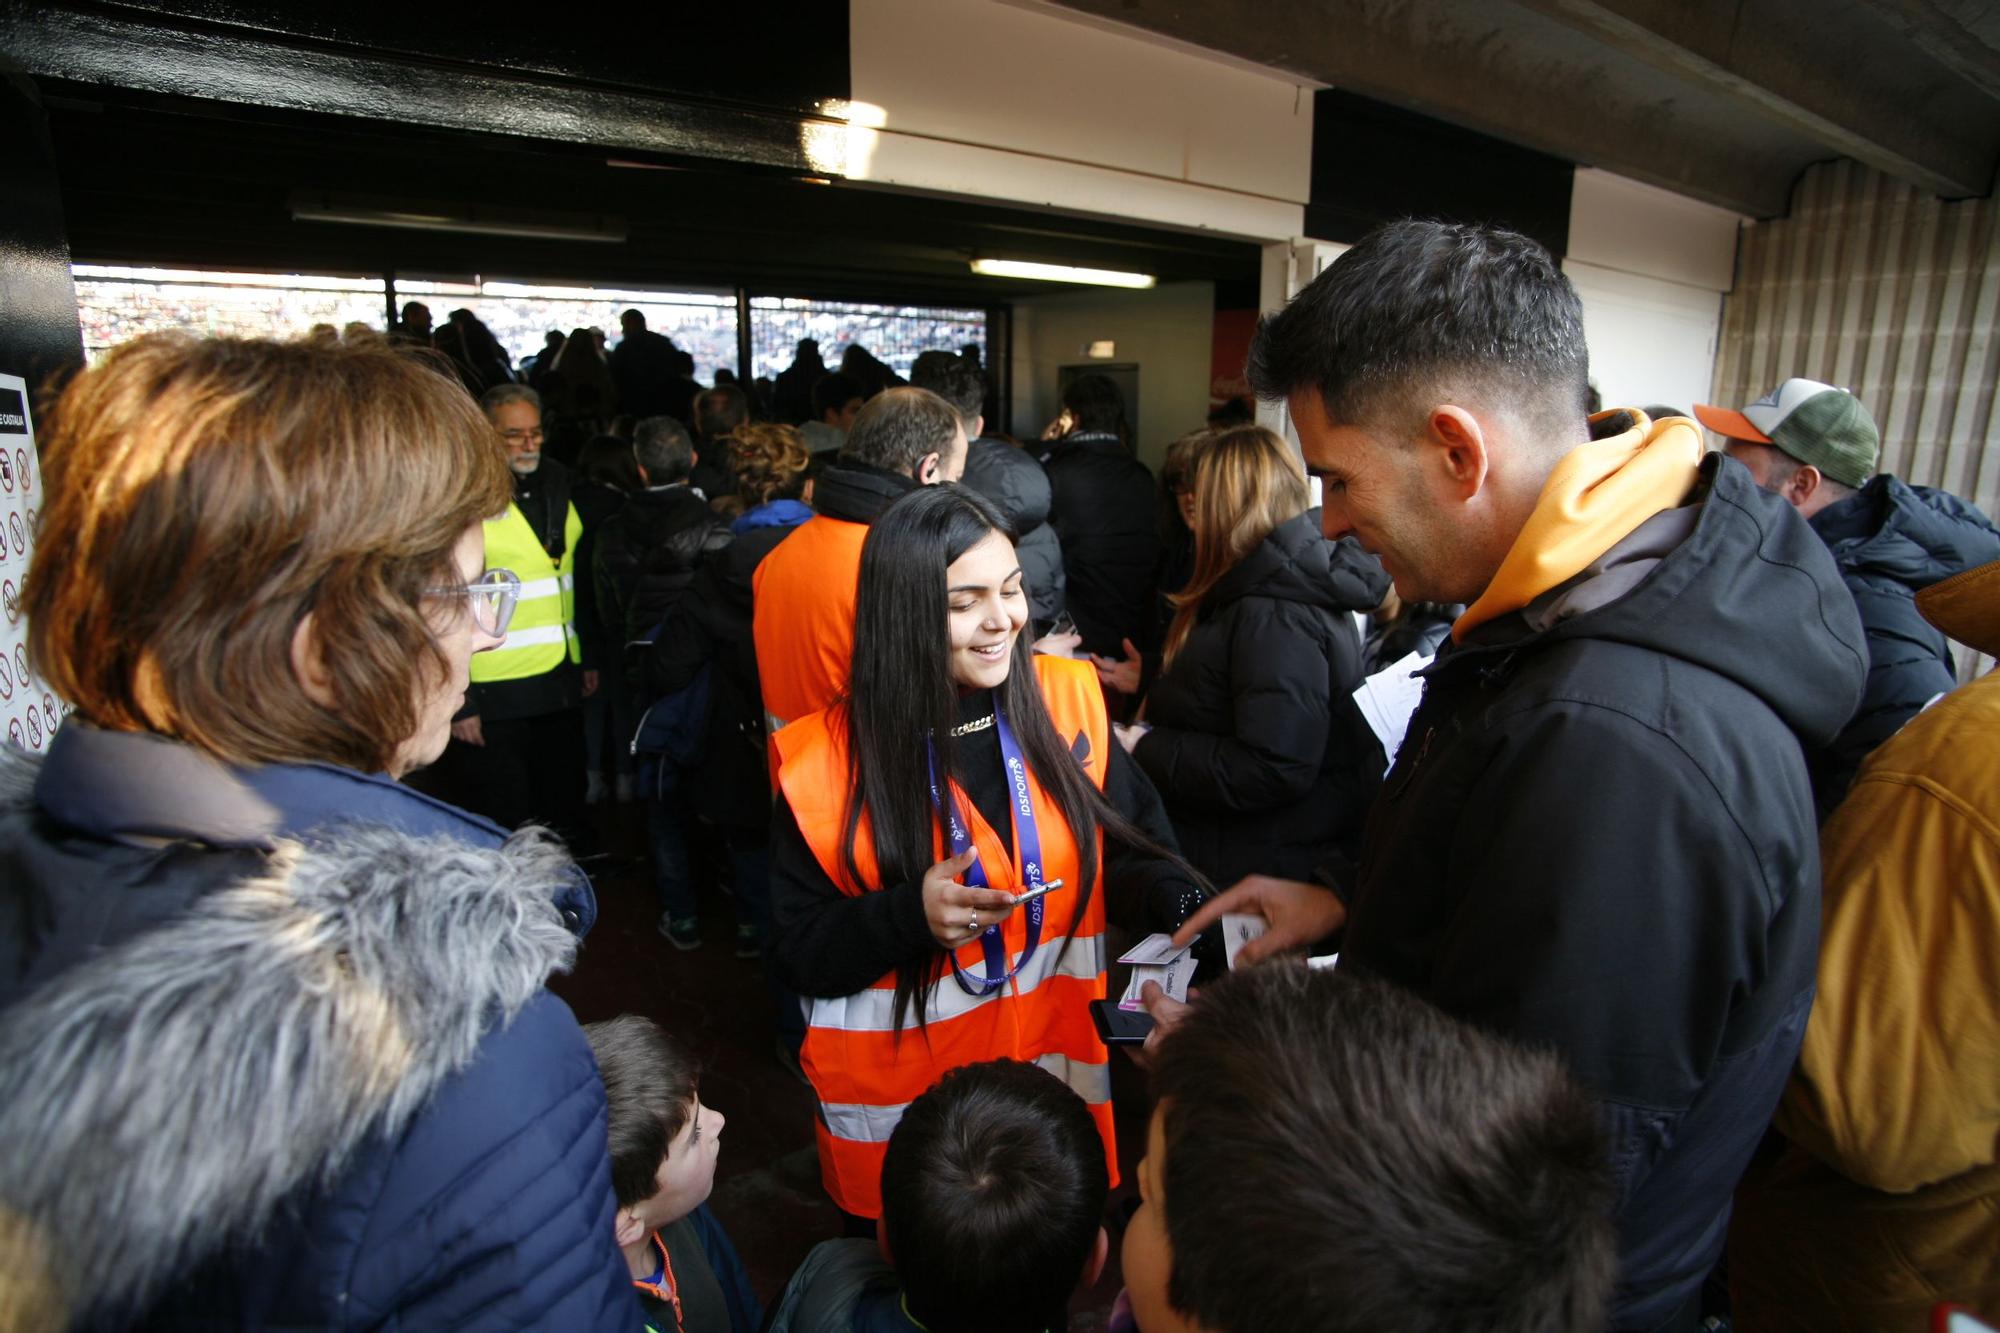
[549,799,1151,1328]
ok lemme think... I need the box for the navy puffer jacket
[0,725,636,1332]
[1807,473,2000,814]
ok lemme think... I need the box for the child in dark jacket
[768,1059,1110,1333]
[585,1017,763,1333]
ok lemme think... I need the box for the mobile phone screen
[1090,999,1153,1045]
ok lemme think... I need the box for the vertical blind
[1714,159,2000,681]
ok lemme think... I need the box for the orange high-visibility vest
[773,654,1117,1218]
[752,515,868,729]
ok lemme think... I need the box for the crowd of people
[2,217,1998,1333]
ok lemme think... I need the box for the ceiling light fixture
[970,258,1156,289]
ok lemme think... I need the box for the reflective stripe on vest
[776,654,1116,1217]
[820,1051,1111,1144]
[804,931,1104,1033]
[470,500,583,684]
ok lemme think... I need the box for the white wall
[841,0,1312,241]
[1566,167,1745,415]
[1009,281,1217,468]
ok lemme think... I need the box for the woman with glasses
[0,334,636,1331]
[767,484,1211,1226]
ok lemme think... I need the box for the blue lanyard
[926,696,1047,997]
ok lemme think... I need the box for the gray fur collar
[0,745,582,1330]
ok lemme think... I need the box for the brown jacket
[1731,669,2000,1330]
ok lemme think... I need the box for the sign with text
[0,373,61,753]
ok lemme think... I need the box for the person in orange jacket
[766,484,1211,1222]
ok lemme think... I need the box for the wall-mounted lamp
[970,258,1156,289]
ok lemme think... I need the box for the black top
[769,686,1203,999]
[1040,433,1162,656]
[1134,515,1388,887]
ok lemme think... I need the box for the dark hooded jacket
[960,437,1066,629]
[1342,447,1866,1331]
[0,726,632,1332]
[1041,432,1162,655]
[1132,515,1388,887]
[1805,473,2000,815]
[593,483,733,651]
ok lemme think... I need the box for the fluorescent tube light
[970,258,1155,289]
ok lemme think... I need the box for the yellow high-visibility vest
[469,499,583,684]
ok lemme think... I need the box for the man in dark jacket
[609,308,680,420]
[1039,373,1161,657]
[913,355,1068,632]
[1695,378,2000,814]
[1171,220,1867,1333]
[594,414,732,659]
[774,337,827,425]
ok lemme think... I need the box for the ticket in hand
[1118,933,1190,966]
[1221,913,1268,970]
[1119,951,1194,1012]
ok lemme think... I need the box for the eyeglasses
[426,567,520,637]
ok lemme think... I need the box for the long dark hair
[842,485,1177,1031]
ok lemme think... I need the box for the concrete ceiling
[1050,0,2000,218]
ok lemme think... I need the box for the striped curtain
[1714,159,2000,681]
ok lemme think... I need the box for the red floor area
[549,802,1150,1328]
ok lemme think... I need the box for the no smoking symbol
[14,450,28,495]
[2,579,18,625]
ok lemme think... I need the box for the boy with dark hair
[769,1059,1111,1333]
[584,1016,763,1333]
[1122,963,1616,1333]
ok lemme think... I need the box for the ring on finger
[967,909,979,932]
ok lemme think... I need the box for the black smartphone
[1090,998,1154,1045]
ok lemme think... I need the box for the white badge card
[1118,933,1190,966]
[1118,951,1194,1012]
[0,374,59,754]
[1221,913,1269,970]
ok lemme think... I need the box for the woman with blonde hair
[1103,423,1388,889]
[0,334,634,1331]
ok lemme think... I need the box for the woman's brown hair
[25,333,512,772]
[720,422,810,516]
[1162,424,1310,668]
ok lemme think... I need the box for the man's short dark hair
[1153,965,1615,1333]
[1061,373,1127,436]
[812,371,863,421]
[695,383,748,439]
[1248,219,1590,436]
[633,415,695,485]
[910,356,986,433]
[881,1060,1107,1333]
[842,386,961,475]
[582,1016,698,1209]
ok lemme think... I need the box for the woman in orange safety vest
[768,484,1211,1221]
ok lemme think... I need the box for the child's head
[1126,965,1615,1333]
[879,1060,1111,1333]
[584,1016,723,1247]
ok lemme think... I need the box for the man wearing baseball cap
[1696,379,2000,814]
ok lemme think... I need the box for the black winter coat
[1041,432,1162,655]
[1806,473,2000,815]
[1132,515,1387,887]
[593,484,732,650]
[1345,447,1867,1330]
[960,437,1066,629]
[649,500,813,835]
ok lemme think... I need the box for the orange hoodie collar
[1454,411,1704,641]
